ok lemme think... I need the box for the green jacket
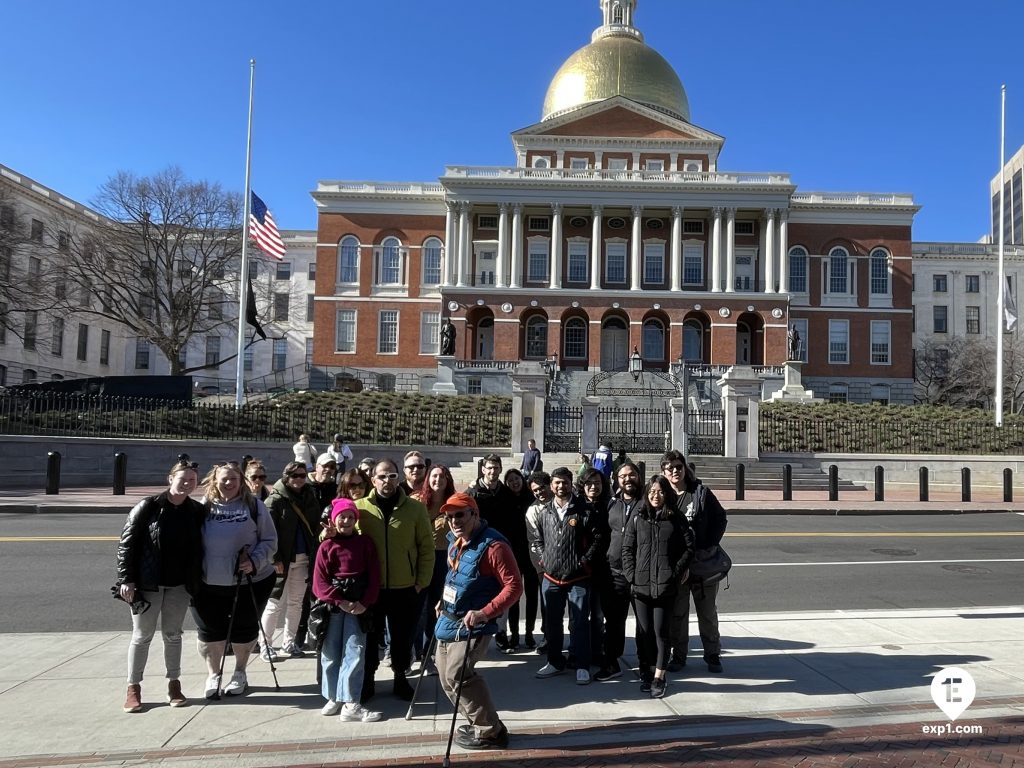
[266,479,320,598]
[356,488,433,590]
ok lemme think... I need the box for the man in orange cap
[433,492,523,750]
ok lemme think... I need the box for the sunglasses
[375,472,399,481]
[290,473,308,479]
[248,474,267,481]
[405,464,425,471]
[445,511,468,521]
[662,464,685,472]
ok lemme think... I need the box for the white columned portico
[590,205,603,290]
[496,203,509,289]
[456,202,470,288]
[510,203,523,289]
[670,206,683,291]
[778,209,790,292]
[630,205,643,290]
[711,207,722,293]
[725,208,736,293]
[764,208,776,294]
[443,201,456,287]
[549,203,563,289]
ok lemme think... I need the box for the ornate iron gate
[687,407,724,455]
[544,406,582,452]
[598,407,671,453]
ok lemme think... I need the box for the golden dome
[542,34,690,123]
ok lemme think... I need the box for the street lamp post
[629,346,643,382]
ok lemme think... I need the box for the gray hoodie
[201,496,278,586]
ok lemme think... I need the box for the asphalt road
[0,511,1022,632]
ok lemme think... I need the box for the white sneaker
[340,702,383,722]
[321,700,342,716]
[204,673,221,699]
[223,670,247,696]
[576,668,591,685]
[535,663,564,679]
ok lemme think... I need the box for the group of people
[113,442,727,752]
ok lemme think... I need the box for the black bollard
[919,466,929,502]
[782,464,792,501]
[828,464,839,502]
[45,451,61,495]
[961,467,971,502]
[638,461,647,482]
[1004,468,1014,503]
[735,463,745,501]
[874,465,884,502]
[113,452,127,496]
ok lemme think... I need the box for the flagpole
[235,59,256,409]
[996,85,1007,426]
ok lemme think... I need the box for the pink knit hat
[330,497,359,523]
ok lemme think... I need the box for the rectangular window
[567,242,589,282]
[645,159,664,172]
[248,261,259,280]
[306,294,315,322]
[933,305,948,333]
[606,242,627,283]
[378,243,402,284]
[569,157,588,170]
[477,214,498,229]
[205,336,221,367]
[467,376,482,395]
[378,310,399,354]
[683,220,704,235]
[828,319,849,364]
[828,256,849,294]
[339,240,358,283]
[643,242,665,284]
[527,216,550,231]
[100,330,110,366]
[683,243,704,285]
[966,274,980,293]
[76,323,88,361]
[735,221,754,235]
[272,338,288,371]
[965,305,981,334]
[607,158,628,171]
[30,219,43,242]
[336,309,356,352]
[789,251,808,293]
[828,384,848,403]
[307,262,316,280]
[791,318,809,362]
[420,311,440,354]
[933,274,948,292]
[273,292,289,321]
[51,317,64,357]
[275,262,291,281]
[870,320,891,364]
[134,338,150,370]
[527,242,549,282]
[423,241,442,285]
[244,348,253,372]
[24,311,37,350]
[305,338,314,369]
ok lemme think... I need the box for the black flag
[246,278,267,340]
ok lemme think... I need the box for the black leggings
[192,574,275,644]
[633,593,673,672]
[508,567,540,639]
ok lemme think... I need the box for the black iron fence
[599,407,671,453]
[687,407,724,455]
[760,409,1024,455]
[0,393,512,447]
[545,406,582,452]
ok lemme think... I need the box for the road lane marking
[0,536,118,542]
[737,558,1024,567]
[727,532,1024,537]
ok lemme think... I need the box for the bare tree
[914,337,991,407]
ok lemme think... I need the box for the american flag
[249,191,286,260]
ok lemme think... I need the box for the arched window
[788,246,808,293]
[377,236,402,285]
[422,237,442,286]
[827,247,849,294]
[22,368,37,383]
[682,319,703,361]
[338,236,359,284]
[613,3,624,24]
[563,318,587,360]
[525,315,548,358]
[642,319,665,360]
[870,248,890,295]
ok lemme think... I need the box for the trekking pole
[441,626,478,768]
[215,570,243,700]
[246,572,281,691]
[405,632,438,720]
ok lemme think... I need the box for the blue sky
[3,0,1022,241]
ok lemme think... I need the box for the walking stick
[246,573,281,691]
[441,627,478,768]
[404,632,438,720]
[214,570,243,700]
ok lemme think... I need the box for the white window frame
[823,247,856,307]
[735,221,755,235]
[605,239,628,284]
[420,311,440,355]
[965,274,980,293]
[422,237,443,287]
[476,215,498,230]
[933,305,948,334]
[869,320,891,365]
[567,238,589,283]
[645,159,665,172]
[965,305,981,335]
[607,157,628,171]
[791,318,809,362]
[271,338,287,371]
[338,236,360,284]
[788,246,809,294]
[473,242,498,286]
[275,261,291,281]
[642,319,665,360]
[525,315,548,358]
[682,240,704,286]
[563,317,588,359]
[869,247,892,308]
[526,237,549,282]
[828,382,849,403]
[683,220,704,235]
[828,319,849,364]
[643,240,665,285]
[378,309,399,354]
[527,216,550,232]
[870,384,891,405]
[335,309,356,353]
[375,237,405,286]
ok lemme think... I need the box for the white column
[711,207,722,293]
[670,206,683,291]
[510,203,523,289]
[670,153,679,172]
[590,205,603,290]
[758,215,769,293]
[443,201,456,287]
[764,208,776,294]
[456,202,469,288]
[549,203,563,289]
[594,151,604,170]
[556,150,565,169]
[630,205,643,290]
[725,208,736,293]
[496,203,509,289]
[778,209,790,292]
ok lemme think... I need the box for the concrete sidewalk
[0,607,1021,768]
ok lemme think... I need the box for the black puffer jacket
[529,494,608,585]
[115,492,205,594]
[606,493,641,577]
[622,504,694,601]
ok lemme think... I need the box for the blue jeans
[321,610,366,704]
[541,579,590,669]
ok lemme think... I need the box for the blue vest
[433,521,506,642]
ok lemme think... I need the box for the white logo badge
[930,667,975,721]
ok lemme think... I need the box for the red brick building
[311,0,916,404]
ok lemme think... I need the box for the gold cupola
[542,0,690,123]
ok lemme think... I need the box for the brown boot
[123,684,142,713]
[167,679,187,707]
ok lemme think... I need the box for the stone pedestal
[670,397,688,455]
[431,357,458,395]
[510,363,549,452]
[718,366,762,459]
[769,360,816,402]
[581,397,601,455]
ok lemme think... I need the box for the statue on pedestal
[788,324,801,361]
[439,318,456,356]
